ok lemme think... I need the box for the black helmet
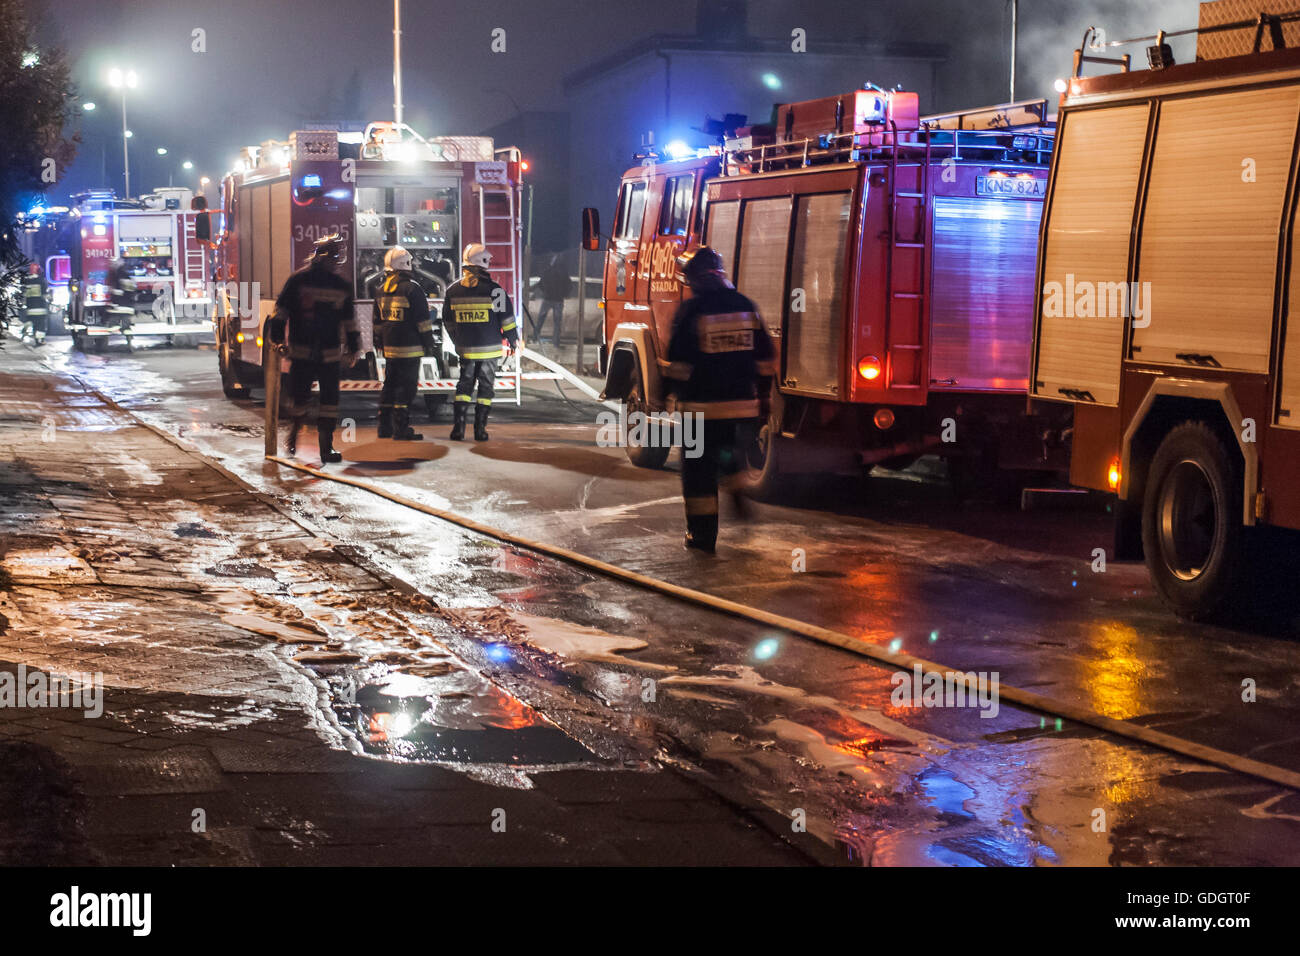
[676,246,726,290]
[310,233,347,267]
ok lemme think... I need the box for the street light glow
[183,161,194,170]
[124,129,133,138]
[108,67,138,89]
[82,102,96,111]
[157,147,168,155]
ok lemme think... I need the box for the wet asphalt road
[40,337,1300,865]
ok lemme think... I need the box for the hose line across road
[267,453,1300,794]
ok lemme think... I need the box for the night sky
[31,0,1195,202]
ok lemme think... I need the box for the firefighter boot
[377,405,394,439]
[394,407,424,442]
[318,425,343,464]
[286,419,303,456]
[450,402,468,441]
[473,403,491,442]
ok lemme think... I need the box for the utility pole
[121,92,131,197]
[1010,0,1018,102]
[393,0,404,128]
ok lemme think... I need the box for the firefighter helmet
[384,246,413,272]
[462,243,491,269]
[310,233,347,267]
[677,246,726,290]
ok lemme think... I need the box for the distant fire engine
[17,188,214,349]
[213,121,547,411]
[1032,1,1300,618]
[585,87,1066,496]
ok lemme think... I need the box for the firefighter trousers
[454,359,496,406]
[288,359,341,432]
[380,357,421,415]
[680,419,748,549]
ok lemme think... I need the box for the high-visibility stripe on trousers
[455,359,496,406]
[288,359,341,431]
[680,419,748,550]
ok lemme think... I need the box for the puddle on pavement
[323,665,593,770]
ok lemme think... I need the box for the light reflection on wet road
[48,341,1300,865]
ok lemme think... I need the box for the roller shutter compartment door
[786,192,851,396]
[271,180,292,297]
[930,196,1043,391]
[735,196,792,336]
[1133,86,1300,372]
[1035,103,1150,406]
[705,200,739,277]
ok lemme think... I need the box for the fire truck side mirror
[581,208,601,252]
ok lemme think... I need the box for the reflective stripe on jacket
[443,266,517,361]
[375,271,435,360]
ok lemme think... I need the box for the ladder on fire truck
[884,126,931,390]
[478,147,525,404]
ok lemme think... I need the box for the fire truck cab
[1032,2,1300,618]
[213,124,524,409]
[588,88,1065,496]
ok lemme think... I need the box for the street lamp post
[108,68,138,198]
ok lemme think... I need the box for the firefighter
[107,258,137,331]
[268,234,359,464]
[442,242,517,441]
[375,246,436,441]
[661,246,776,553]
[19,262,49,346]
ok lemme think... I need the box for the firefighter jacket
[662,283,777,419]
[442,265,517,361]
[270,263,359,363]
[375,270,436,360]
[22,274,48,316]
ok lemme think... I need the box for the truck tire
[1140,421,1244,620]
[218,330,243,399]
[624,367,670,470]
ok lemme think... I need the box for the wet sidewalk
[0,354,813,865]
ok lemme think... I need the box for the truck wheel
[624,369,670,469]
[743,390,799,501]
[219,331,243,399]
[1141,421,1244,620]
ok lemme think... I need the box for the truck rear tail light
[236,332,245,343]
[857,355,882,381]
[873,408,895,430]
[256,336,264,348]
[1107,459,1121,491]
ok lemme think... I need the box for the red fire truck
[212,122,530,411]
[585,88,1067,496]
[1031,1,1300,618]
[17,188,213,349]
